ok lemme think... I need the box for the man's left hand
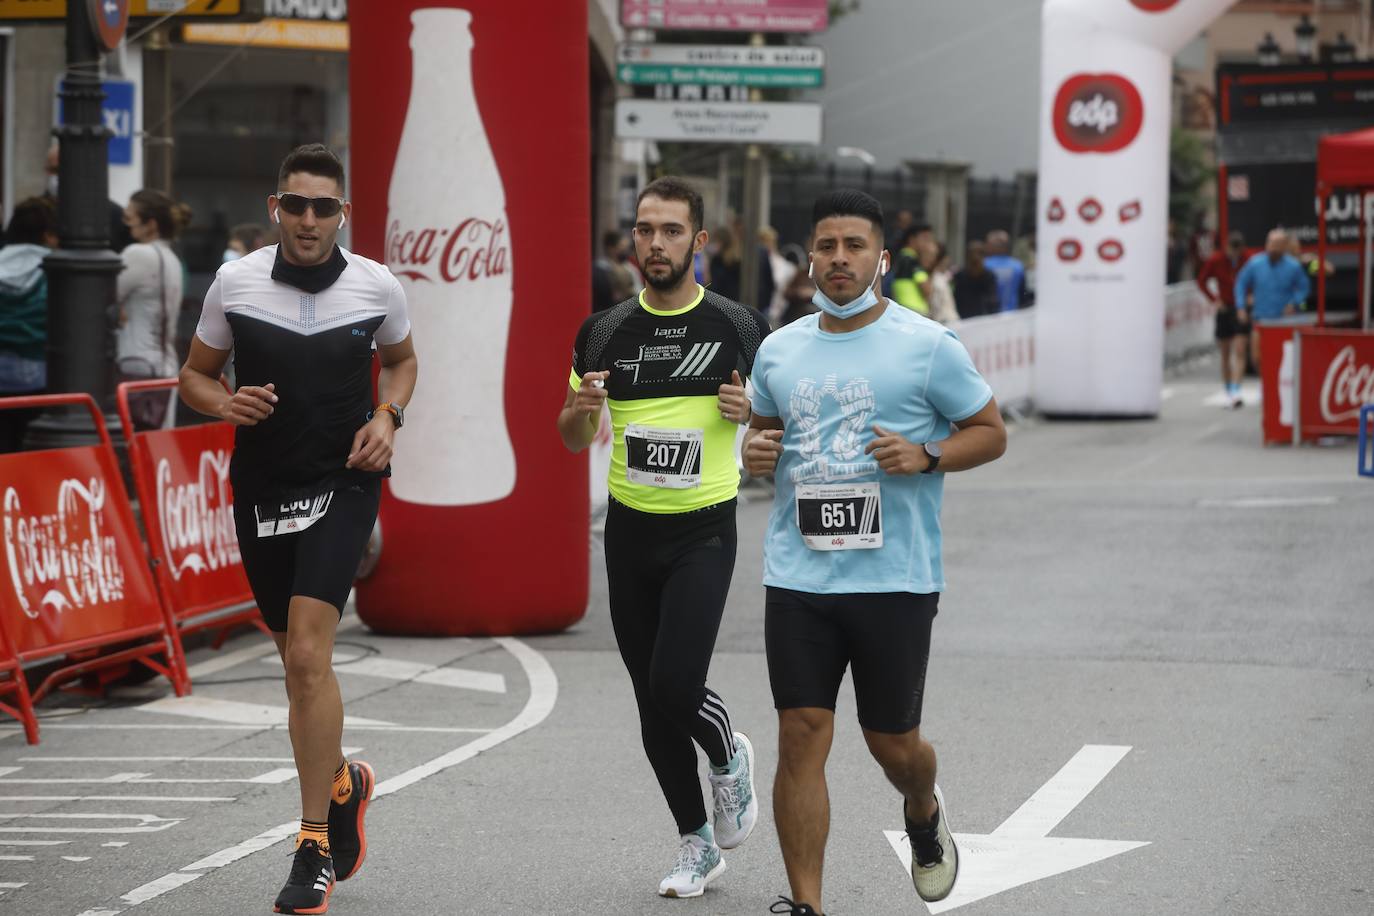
[346,412,396,471]
[717,370,750,425]
[865,424,928,475]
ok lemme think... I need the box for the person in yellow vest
[890,224,933,316]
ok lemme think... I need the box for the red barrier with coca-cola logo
[0,601,37,743]
[1294,329,1374,439]
[116,381,266,642]
[0,394,187,708]
[349,2,590,634]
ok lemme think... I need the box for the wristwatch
[372,402,404,428]
[921,441,942,474]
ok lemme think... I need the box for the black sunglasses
[276,193,345,219]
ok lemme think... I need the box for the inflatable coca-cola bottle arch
[349,2,590,635]
[1036,0,1235,416]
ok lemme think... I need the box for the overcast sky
[808,0,1044,178]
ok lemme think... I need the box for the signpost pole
[143,25,173,192]
[739,32,765,312]
[31,0,125,450]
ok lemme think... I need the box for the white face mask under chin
[810,254,888,320]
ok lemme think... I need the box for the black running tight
[604,497,739,836]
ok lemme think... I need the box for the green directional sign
[618,63,822,88]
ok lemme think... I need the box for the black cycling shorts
[232,479,380,632]
[765,586,938,734]
[1215,306,1251,341]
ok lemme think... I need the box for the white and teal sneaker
[709,731,758,849]
[657,831,726,898]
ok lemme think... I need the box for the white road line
[0,768,20,778]
[137,696,393,728]
[0,814,182,835]
[0,773,146,785]
[1196,496,1338,509]
[0,796,234,803]
[18,749,360,763]
[264,654,507,693]
[74,637,558,915]
[181,615,359,679]
[0,881,28,888]
[245,769,296,784]
[0,855,32,861]
[0,777,286,786]
[0,839,70,846]
[1,724,489,734]
[992,745,1132,839]
[63,856,92,862]
[102,843,129,848]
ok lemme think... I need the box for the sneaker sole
[273,883,332,915]
[659,859,727,899]
[335,761,375,882]
[717,732,756,850]
[914,784,959,903]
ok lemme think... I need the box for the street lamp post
[1332,32,1358,64]
[31,0,125,449]
[1294,14,1317,63]
[1257,32,1282,66]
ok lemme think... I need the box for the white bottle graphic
[1277,339,1294,428]
[386,8,516,506]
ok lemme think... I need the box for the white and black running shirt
[196,245,411,502]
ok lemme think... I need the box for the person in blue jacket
[1234,228,1310,375]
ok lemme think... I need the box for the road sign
[621,0,827,33]
[617,43,825,89]
[616,99,821,145]
[89,0,129,49]
[56,78,137,166]
[884,745,1149,913]
[0,0,257,23]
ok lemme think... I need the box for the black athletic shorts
[232,479,381,632]
[1215,306,1251,340]
[765,587,938,734]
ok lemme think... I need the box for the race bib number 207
[624,425,704,489]
[795,483,882,551]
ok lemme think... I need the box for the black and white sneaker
[273,839,334,914]
[907,783,959,903]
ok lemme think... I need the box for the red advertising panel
[621,0,828,32]
[0,395,184,705]
[1296,329,1374,438]
[350,2,590,635]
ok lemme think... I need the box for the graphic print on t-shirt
[790,374,878,484]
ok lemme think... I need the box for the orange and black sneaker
[328,760,375,881]
[273,839,333,914]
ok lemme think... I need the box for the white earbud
[273,209,281,225]
[339,212,346,228]
[807,258,814,279]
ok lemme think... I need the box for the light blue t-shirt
[750,304,993,595]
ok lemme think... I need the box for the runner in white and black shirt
[179,144,417,916]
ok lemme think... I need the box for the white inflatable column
[1035,0,1233,415]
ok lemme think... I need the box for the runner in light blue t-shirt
[743,190,1006,916]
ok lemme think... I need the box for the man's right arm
[557,371,609,453]
[179,338,279,426]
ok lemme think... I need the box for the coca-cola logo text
[1053,74,1145,154]
[1320,346,1374,424]
[156,450,241,581]
[386,218,510,285]
[3,480,126,620]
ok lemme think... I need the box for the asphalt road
[2,363,1370,916]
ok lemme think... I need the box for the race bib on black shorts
[795,483,882,551]
[255,490,334,538]
[624,425,704,489]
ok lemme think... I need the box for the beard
[643,247,695,292]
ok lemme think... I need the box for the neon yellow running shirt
[570,286,770,514]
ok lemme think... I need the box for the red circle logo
[1053,73,1145,155]
[1078,198,1104,223]
[1130,0,1179,11]
[1057,239,1083,262]
[1047,198,1066,223]
[1098,239,1125,262]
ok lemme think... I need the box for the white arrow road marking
[65,637,557,916]
[261,652,507,693]
[884,745,1149,913]
[137,696,393,727]
[0,813,182,835]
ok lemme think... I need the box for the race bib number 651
[624,425,703,489]
[796,483,882,551]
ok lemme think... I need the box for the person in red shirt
[1196,231,1248,407]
